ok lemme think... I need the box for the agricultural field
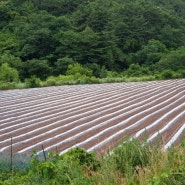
[0,79,185,156]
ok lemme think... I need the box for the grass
[0,139,185,184]
[1,69,185,90]
[0,75,174,90]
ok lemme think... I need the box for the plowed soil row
[0,79,185,156]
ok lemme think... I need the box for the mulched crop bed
[0,79,185,156]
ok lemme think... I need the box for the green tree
[0,1,12,29]
[156,47,185,71]
[0,31,19,55]
[20,59,52,80]
[55,57,75,75]
[0,63,19,82]
[54,26,99,64]
[17,11,58,60]
[125,63,151,77]
[0,53,22,70]
[66,63,93,78]
[25,75,41,88]
[0,0,185,80]
[21,28,53,60]
[31,0,85,16]
[134,39,168,65]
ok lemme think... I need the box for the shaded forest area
[0,0,185,83]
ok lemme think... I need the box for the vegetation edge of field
[1,64,185,90]
[0,139,185,185]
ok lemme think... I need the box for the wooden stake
[10,137,13,172]
[42,144,47,161]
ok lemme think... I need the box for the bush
[0,142,185,184]
[125,64,151,77]
[178,70,185,78]
[25,76,41,88]
[44,76,57,86]
[55,57,75,75]
[25,148,97,185]
[0,81,16,90]
[0,63,19,83]
[160,69,175,79]
[62,147,100,171]
[156,48,185,72]
[55,75,76,85]
[21,59,52,80]
[66,63,93,77]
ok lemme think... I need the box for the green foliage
[55,57,75,75]
[21,59,52,80]
[54,26,100,65]
[0,0,185,83]
[25,75,41,88]
[66,63,93,78]
[160,69,176,79]
[0,82,16,90]
[0,140,185,184]
[178,70,185,78]
[156,48,185,72]
[0,53,22,69]
[63,147,100,171]
[31,0,85,16]
[0,1,12,28]
[124,63,151,77]
[113,139,151,176]
[23,148,97,185]
[134,39,168,65]
[0,63,19,82]
[147,146,185,185]
[0,31,19,54]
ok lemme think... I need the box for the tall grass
[96,139,185,185]
[1,69,185,90]
[0,139,185,184]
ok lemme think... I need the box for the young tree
[20,59,52,80]
[55,57,75,75]
[0,63,19,82]
[66,63,93,77]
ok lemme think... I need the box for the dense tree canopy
[0,0,185,81]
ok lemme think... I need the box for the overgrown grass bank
[1,61,185,90]
[0,139,185,185]
[1,69,185,90]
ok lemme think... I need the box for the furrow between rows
[0,79,184,155]
[16,91,185,154]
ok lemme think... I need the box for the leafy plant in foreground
[113,139,151,176]
[62,147,100,171]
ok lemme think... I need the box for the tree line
[0,0,185,84]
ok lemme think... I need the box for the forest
[0,0,185,87]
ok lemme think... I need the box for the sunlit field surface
[0,79,184,156]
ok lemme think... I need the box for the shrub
[156,49,185,72]
[178,70,185,78]
[0,142,185,184]
[44,76,57,86]
[160,69,175,79]
[0,63,19,82]
[66,63,93,77]
[55,57,75,76]
[0,81,16,90]
[62,147,100,171]
[26,149,96,185]
[125,64,151,77]
[25,75,41,88]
